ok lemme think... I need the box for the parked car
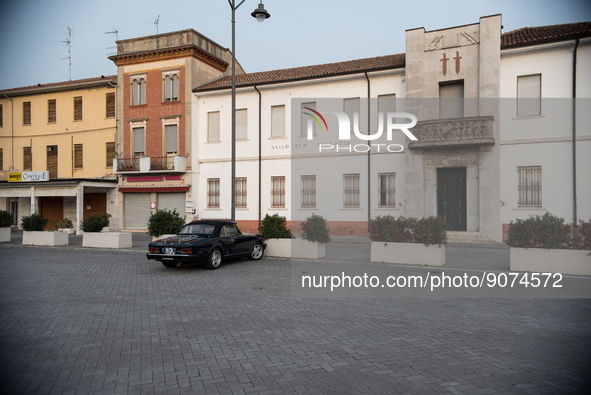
[147,220,266,269]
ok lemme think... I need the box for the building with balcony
[0,77,118,233]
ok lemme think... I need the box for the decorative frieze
[409,116,494,149]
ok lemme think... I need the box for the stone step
[447,231,494,244]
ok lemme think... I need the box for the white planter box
[83,232,132,249]
[22,231,69,246]
[0,227,12,242]
[265,238,326,259]
[510,247,591,276]
[152,234,176,241]
[265,238,292,258]
[371,241,445,266]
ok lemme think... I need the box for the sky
[0,0,590,90]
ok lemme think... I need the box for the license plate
[164,248,175,255]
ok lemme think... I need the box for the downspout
[3,94,14,171]
[254,85,262,230]
[364,72,371,232]
[572,38,579,231]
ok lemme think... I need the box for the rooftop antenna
[61,27,72,80]
[143,15,160,35]
[105,28,119,56]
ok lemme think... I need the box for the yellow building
[0,76,119,233]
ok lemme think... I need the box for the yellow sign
[8,172,22,182]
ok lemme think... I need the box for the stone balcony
[114,155,186,174]
[408,116,495,149]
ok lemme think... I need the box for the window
[106,142,115,167]
[74,144,83,169]
[48,99,56,123]
[47,145,58,179]
[518,166,542,207]
[271,176,286,208]
[301,102,317,137]
[235,177,247,208]
[23,102,31,125]
[378,173,396,208]
[439,81,464,119]
[207,178,220,208]
[162,71,179,101]
[378,94,396,124]
[517,74,541,117]
[0,103,3,127]
[133,127,145,157]
[236,109,247,140]
[271,105,285,138]
[106,93,115,118]
[165,125,178,154]
[221,224,240,236]
[344,98,360,133]
[0,148,3,171]
[23,147,32,171]
[74,96,82,121]
[301,175,316,208]
[343,173,360,208]
[207,111,220,142]
[131,75,146,105]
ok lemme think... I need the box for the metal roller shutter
[157,193,185,215]
[124,193,151,229]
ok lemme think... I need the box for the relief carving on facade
[425,31,479,51]
[409,116,494,149]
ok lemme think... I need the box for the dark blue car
[147,220,266,270]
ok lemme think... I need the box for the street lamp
[230,1,270,221]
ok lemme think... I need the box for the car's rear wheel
[205,248,222,270]
[249,242,264,260]
[162,261,177,268]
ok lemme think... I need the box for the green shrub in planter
[147,209,185,237]
[82,214,111,233]
[506,213,573,249]
[300,214,330,243]
[575,219,591,251]
[413,216,447,246]
[0,210,13,227]
[54,217,73,230]
[369,215,447,246]
[259,214,292,239]
[21,213,48,231]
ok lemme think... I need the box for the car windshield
[179,224,216,235]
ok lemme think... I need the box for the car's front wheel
[249,242,264,260]
[205,248,222,270]
[162,261,177,268]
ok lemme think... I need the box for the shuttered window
[131,77,146,105]
[0,104,3,127]
[271,105,285,138]
[163,72,179,102]
[0,148,3,171]
[48,99,56,123]
[47,145,58,179]
[74,144,83,169]
[439,82,464,119]
[208,112,220,142]
[106,93,115,118]
[165,125,178,154]
[133,127,145,157]
[74,96,82,121]
[23,147,32,171]
[23,102,31,125]
[236,109,247,140]
[344,98,360,133]
[517,74,541,117]
[106,142,115,167]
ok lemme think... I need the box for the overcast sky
[0,0,589,90]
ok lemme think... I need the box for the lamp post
[230,1,270,221]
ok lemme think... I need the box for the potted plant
[370,215,447,266]
[54,217,75,234]
[295,214,330,259]
[508,213,591,276]
[82,213,132,249]
[147,209,185,241]
[259,214,292,258]
[22,213,69,246]
[0,210,13,242]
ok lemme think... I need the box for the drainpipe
[572,38,579,232]
[364,72,371,232]
[3,94,14,171]
[254,85,262,230]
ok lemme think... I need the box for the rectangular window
[73,96,82,121]
[0,148,3,171]
[271,105,285,138]
[106,142,115,167]
[207,178,220,208]
[23,102,31,125]
[106,93,115,118]
[163,73,179,101]
[378,173,396,208]
[518,166,542,207]
[0,103,3,127]
[74,144,83,169]
[343,173,360,208]
[47,145,58,179]
[165,124,178,154]
[344,98,360,133]
[271,176,286,208]
[517,74,541,117]
[301,102,316,137]
[235,177,247,208]
[208,111,220,142]
[236,109,248,140]
[378,94,396,120]
[133,127,145,157]
[131,76,146,105]
[301,175,316,208]
[23,147,32,171]
[48,99,56,123]
[439,81,464,119]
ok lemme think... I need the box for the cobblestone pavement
[0,243,590,394]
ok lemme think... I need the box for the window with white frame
[271,105,285,138]
[301,102,317,137]
[236,109,247,140]
[162,70,179,102]
[235,177,247,208]
[208,111,220,142]
[378,173,396,208]
[207,178,220,208]
[518,166,542,207]
[130,74,146,105]
[165,124,178,154]
[271,176,286,208]
[517,74,541,117]
[301,175,316,208]
[343,173,360,208]
[133,127,145,157]
[344,98,360,133]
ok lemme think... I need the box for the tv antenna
[143,15,160,35]
[61,27,72,80]
[105,28,119,56]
